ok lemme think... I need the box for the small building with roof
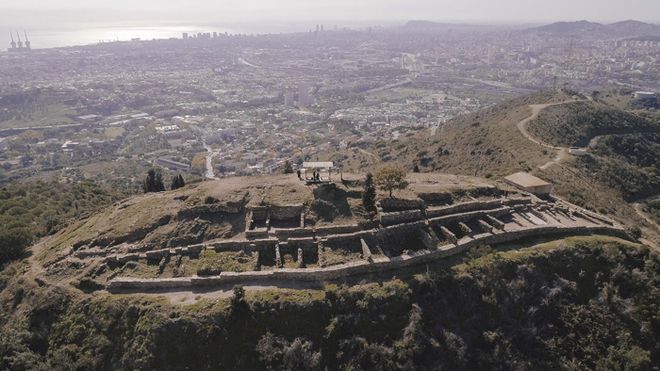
[503,172,552,195]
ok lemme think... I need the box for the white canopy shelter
[300,162,334,183]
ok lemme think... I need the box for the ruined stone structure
[102,191,628,291]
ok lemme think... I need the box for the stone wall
[426,199,503,218]
[314,224,362,236]
[428,207,510,226]
[107,224,629,291]
[248,206,269,221]
[271,204,303,220]
[211,240,252,252]
[379,198,425,212]
[273,227,314,240]
[246,229,269,239]
[379,210,425,226]
[104,244,205,264]
[177,202,244,219]
[417,192,453,206]
[286,237,318,252]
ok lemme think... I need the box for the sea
[1,24,235,50]
[1,20,385,50]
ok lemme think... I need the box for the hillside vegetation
[343,89,660,241]
[339,90,577,177]
[0,236,657,370]
[0,180,126,264]
[527,101,659,147]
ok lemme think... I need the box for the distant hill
[607,20,660,35]
[526,20,660,37]
[533,20,604,34]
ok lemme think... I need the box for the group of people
[297,169,322,182]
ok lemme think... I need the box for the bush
[0,228,33,264]
[256,332,321,371]
[75,277,104,293]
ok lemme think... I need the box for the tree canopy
[171,174,186,190]
[374,166,409,198]
[362,173,376,213]
[283,160,294,174]
[143,169,165,193]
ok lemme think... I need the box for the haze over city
[0,0,659,370]
[3,0,660,22]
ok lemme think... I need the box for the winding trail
[357,148,379,160]
[515,100,580,170]
[516,100,660,241]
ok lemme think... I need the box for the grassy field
[0,103,76,129]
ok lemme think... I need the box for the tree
[143,169,165,193]
[362,173,376,212]
[374,166,409,198]
[283,160,294,174]
[0,227,33,264]
[413,164,420,173]
[170,174,185,190]
[230,285,249,315]
[191,153,207,176]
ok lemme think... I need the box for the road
[237,57,259,68]
[363,78,413,94]
[204,143,219,180]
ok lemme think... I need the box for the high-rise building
[284,93,294,107]
[182,32,189,40]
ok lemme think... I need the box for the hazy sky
[2,0,659,27]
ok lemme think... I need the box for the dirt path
[515,100,580,170]
[106,280,327,304]
[633,199,660,232]
[358,148,379,160]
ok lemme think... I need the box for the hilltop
[332,90,660,244]
[0,89,658,369]
[526,20,660,37]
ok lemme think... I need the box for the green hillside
[527,101,659,147]
[1,236,657,370]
